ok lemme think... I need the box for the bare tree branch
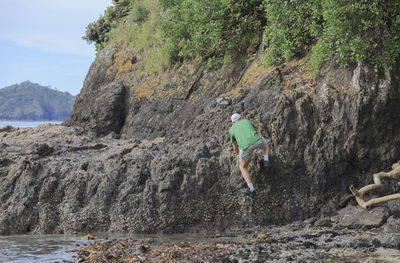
[350,161,400,209]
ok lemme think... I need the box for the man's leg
[239,160,251,183]
[239,159,254,191]
[263,143,271,156]
[253,138,271,161]
[263,141,271,167]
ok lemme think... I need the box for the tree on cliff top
[82,0,131,51]
[84,0,400,75]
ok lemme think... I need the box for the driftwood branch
[349,161,400,209]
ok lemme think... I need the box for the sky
[0,0,113,95]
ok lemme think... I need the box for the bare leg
[263,143,271,156]
[239,160,252,184]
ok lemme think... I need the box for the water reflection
[0,233,242,262]
[0,235,89,263]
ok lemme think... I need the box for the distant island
[0,81,75,121]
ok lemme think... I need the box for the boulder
[373,234,400,249]
[383,216,400,233]
[337,205,390,228]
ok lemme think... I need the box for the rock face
[1,44,400,234]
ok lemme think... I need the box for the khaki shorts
[239,138,267,162]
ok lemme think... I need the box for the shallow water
[0,121,62,128]
[0,233,236,263]
[1,232,399,263]
[0,235,89,263]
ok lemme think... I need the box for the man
[229,113,271,195]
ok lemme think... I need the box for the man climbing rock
[229,113,271,195]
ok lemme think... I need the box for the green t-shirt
[229,119,261,150]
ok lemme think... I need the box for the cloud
[0,0,113,95]
[0,0,112,56]
[61,58,93,65]
[9,61,63,74]
[0,31,94,57]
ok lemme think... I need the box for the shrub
[263,0,319,65]
[84,0,400,75]
[160,0,265,65]
[132,1,150,23]
[311,0,400,70]
[82,17,111,51]
[82,0,132,51]
[262,0,400,74]
[125,0,172,72]
[310,41,329,78]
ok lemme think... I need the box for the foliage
[82,0,132,51]
[84,0,400,74]
[131,0,150,23]
[309,40,329,77]
[263,0,400,75]
[160,0,265,66]
[83,17,111,51]
[312,0,400,70]
[0,81,75,121]
[263,0,318,65]
[125,0,171,73]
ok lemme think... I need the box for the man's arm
[256,130,263,137]
[232,141,239,155]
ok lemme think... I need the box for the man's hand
[232,141,239,155]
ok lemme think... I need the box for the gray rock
[0,125,14,132]
[383,216,400,233]
[337,205,390,228]
[29,143,53,156]
[349,238,373,249]
[387,200,400,217]
[2,45,400,236]
[314,218,332,227]
[304,217,317,225]
[216,96,231,107]
[374,234,400,249]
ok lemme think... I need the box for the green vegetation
[0,81,75,120]
[160,0,265,68]
[263,0,400,76]
[82,0,131,51]
[126,0,169,73]
[84,0,400,76]
[263,0,317,65]
[310,0,400,75]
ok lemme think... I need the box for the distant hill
[0,81,75,121]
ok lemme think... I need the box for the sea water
[0,121,62,128]
[0,235,89,263]
[0,233,231,263]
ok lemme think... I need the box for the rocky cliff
[1,43,400,235]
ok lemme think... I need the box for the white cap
[231,113,241,123]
